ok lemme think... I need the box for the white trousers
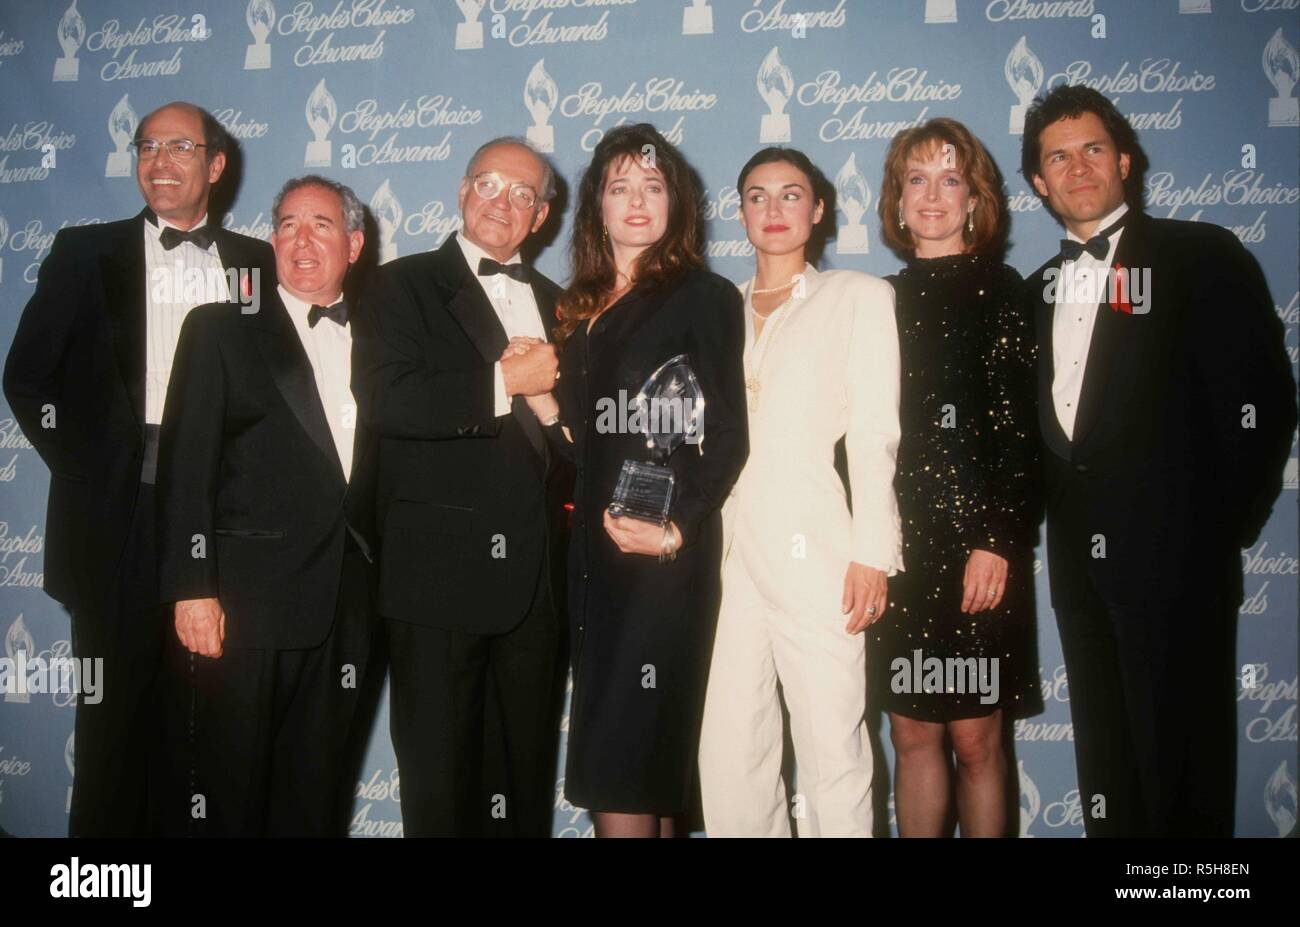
[698,529,874,837]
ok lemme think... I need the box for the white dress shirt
[1051,201,1128,440]
[144,212,229,424]
[279,285,356,481]
[454,232,547,416]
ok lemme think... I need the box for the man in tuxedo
[153,175,376,836]
[352,137,567,837]
[2,102,273,837]
[1021,85,1297,836]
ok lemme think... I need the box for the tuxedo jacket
[2,209,274,612]
[155,288,378,651]
[351,235,567,635]
[1027,210,1296,610]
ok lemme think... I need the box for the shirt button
[1075,463,1088,473]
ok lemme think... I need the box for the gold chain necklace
[745,281,797,413]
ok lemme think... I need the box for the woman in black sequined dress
[868,119,1043,837]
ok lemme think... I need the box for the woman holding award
[696,148,902,837]
[521,123,747,837]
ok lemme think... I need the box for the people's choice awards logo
[371,179,403,264]
[682,0,713,34]
[524,59,558,153]
[1263,28,1298,128]
[835,153,870,255]
[0,213,7,287]
[52,0,86,81]
[304,79,337,167]
[1179,0,1211,12]
[1006,36,1043,135]
[925,0,958,22]
[3,615,35,704]
[105,93,137,178]
[244,0,275,69]
[456,0,484,50]
[1265,761,1296,836]
[1018,759,1040,836]
[757,47,793,143]
[64,731,74,813]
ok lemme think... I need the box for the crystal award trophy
[608,354,704,525]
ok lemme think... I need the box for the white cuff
[494,361,510,417]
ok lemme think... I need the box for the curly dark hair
[1020,84,1149,215]
[555,123,704,342]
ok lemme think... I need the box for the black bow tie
[158,225,215,252]
[1058,213,1129,262]
[478,257,529,283]
[308,300,348,328]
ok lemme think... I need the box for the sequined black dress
[868,253,1044,722]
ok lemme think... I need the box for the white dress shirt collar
[1065,201,1129,245]
[455,231,522,276]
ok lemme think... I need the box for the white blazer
[722,263,903,612]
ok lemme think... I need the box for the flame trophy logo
[1005,36,1044,136]
[456,0,485,50]
[244,0,276,70]
[1178,0,1211,12]
[371,179,403,264]
[4,615,35,704]
[524,59,558,153]
[757,47,793,143]
[924,0,957,23]
[64,731,75,813]
[52,0,85,82]
[1017,760,1041,837]
[1264,29,1299,128]
[1283,430,1297,490]
[682,0,713,35]
[304,79,338,167]
[1265,761,1296,837]
[835,152,871,255]
[105,93,138,179]
[0,212,8,287]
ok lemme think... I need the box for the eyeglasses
[470,171,540,210]
[133,139,209,161]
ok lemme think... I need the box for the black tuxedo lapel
[1033,258,1071,462]
[100,212,149,430]
[1071,212,1148,453]
[252,290,347,484]
[436,237,510,365]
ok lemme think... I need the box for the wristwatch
[540,412,561,427]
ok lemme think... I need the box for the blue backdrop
[0,0,1295,838]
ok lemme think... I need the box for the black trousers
[1054,575,1237,837]
[152,548,375,837]
[66,481,165,838]
[386,572,561,837]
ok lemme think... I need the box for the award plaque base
[456,22,484,50]
[924,0,957,23]
[682,6,713,34]
[836,224,868,255]
[1269,96,1299,128]
[1009,104,1028,135]
[609,460,675,526]
[304,140,332,168]
[105,151,132,178]
[759,113,791,143]
[244,42,271,70]
[526,124,554,153]
[53,57,79,82]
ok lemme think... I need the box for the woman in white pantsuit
[698,149,903,837]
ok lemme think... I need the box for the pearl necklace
[744,281,797,413]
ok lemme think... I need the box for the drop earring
[967,208,974,233]
[602,226,608,243]
[897,204,905,230]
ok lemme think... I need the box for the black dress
[868,253,1044,722]
[553,268,748,814]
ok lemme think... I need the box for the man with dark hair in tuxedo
[153,175,377,836]
[352,137,569,837]
[1021,84,1296,836]
[3,101,273,837]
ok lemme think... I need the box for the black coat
[554,268,748,814]
[155,288,378,650]
[2,209,274,612]
[1027,211,1296,610]
[351,235,568,634]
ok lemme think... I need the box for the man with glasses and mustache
[352,137,569,837]
[2,101,273,836]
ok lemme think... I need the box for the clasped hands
[500,336,558,408]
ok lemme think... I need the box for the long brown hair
[556,123,704,341]
[877,117,1007,259]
